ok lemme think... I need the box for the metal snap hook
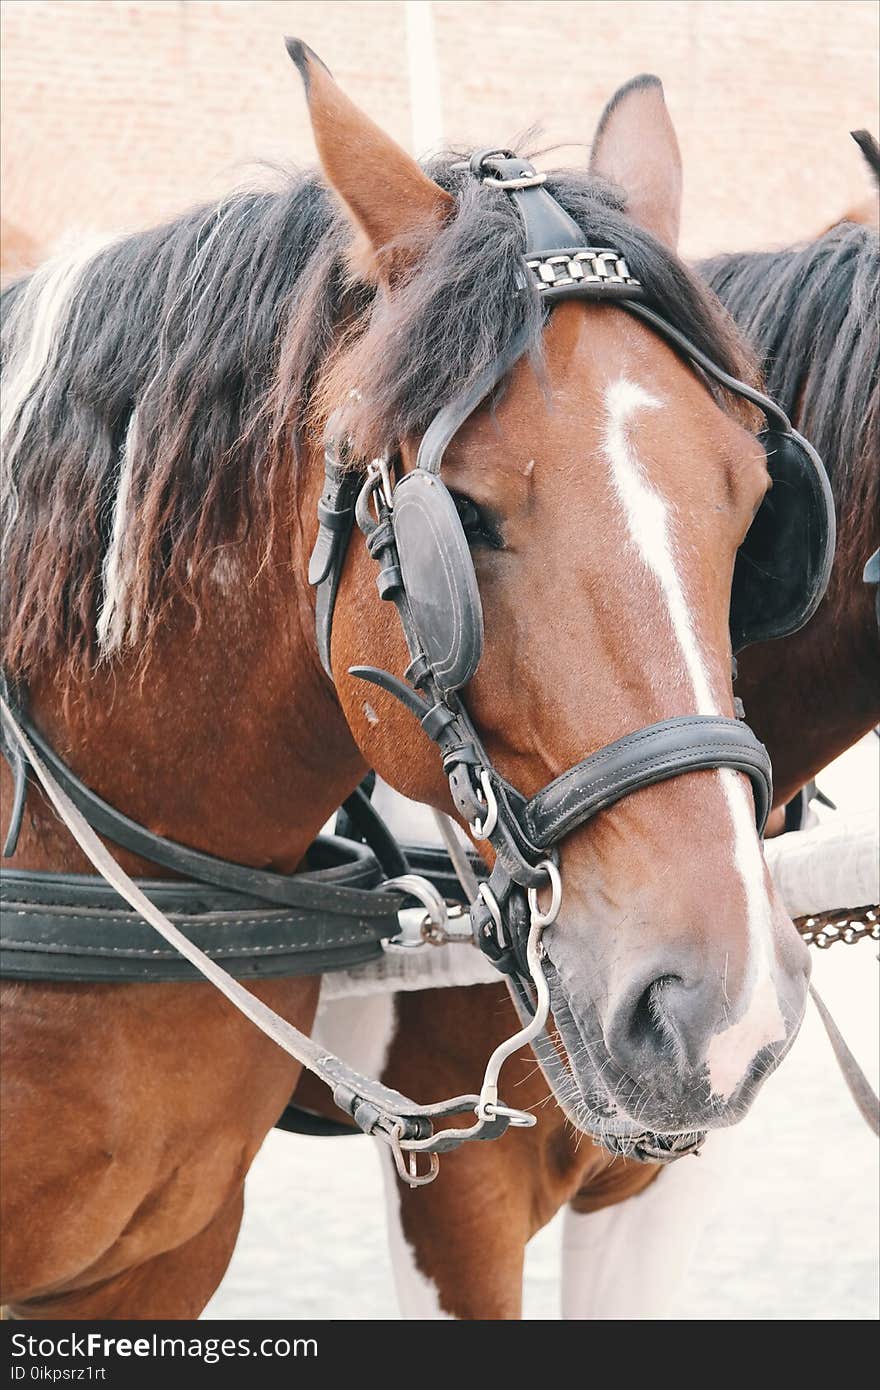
[421,902,472,947]
[384,874,449,946]
[389,1124,441,1188]
[527,859,562,928]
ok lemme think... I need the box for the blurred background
[2,0,879,279]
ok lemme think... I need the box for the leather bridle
[0,151,841,1179]
[310,152,775,988]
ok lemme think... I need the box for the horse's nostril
[629,974,682,1051]
[605,961,714,1079]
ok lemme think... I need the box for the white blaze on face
[706,771,787,1097]
[602,379,786,1099]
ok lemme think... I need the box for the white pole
[404,1,444,157]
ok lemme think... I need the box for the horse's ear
[285,38,454,281]
[851,129,880,186]
[589,74,682,251]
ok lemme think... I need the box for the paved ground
[205,737,879,1321]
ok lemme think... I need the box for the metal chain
[794,906,879,950]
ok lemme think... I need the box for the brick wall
[1,0,878,274]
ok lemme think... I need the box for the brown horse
[1,48,812,1319]
[323,120,879,1316]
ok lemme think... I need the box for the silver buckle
[483,170,547,190]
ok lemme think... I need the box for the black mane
[1,154,754,676]
[702,222,879,590]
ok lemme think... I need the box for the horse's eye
[449,491,504,550]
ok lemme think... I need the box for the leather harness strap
[308,433,362,679]
[0,865,398,982]
[9,710,400,917]
[0,695,516,1180]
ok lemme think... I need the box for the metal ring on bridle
[527,859,562,927]
[469,768,498,840]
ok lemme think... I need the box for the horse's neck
[15,477,367,877]
[737,582,880,805]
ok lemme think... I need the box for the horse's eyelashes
[449,490,504,550]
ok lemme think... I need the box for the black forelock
[318,150,755,455]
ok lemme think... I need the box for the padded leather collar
[0,865,397,982]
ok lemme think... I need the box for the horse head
[289,44,813,1145]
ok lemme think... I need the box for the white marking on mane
[602,378,785,1099]
[209,550,241,592]
[94,201,254,654]
[1,237,112,551]
[96,408,142,653]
